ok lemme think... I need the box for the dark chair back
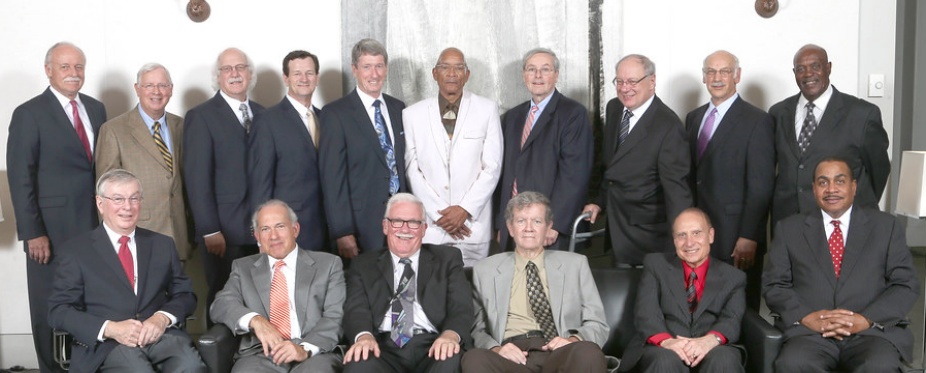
[591,267,642,358]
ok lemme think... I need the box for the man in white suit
[462,192,608,372]
[403,47,503,266]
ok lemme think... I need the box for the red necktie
[70,100,92,161]
[269,260,291,339]
[117,236,135,289]
[512,106,539,196]
[828,220,845,278]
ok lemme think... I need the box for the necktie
[70,100,92,161]
[239,103,252,134]
[618,109,633,145]
[526,261,558,341]
[512,106,539,196]
[117,236,135,289]
[306,110,320,147]
[797,102,817,154]
[828,220,845,278]
[687,270,698,313]
[152,121,173,173]
[269,260,291,339]
[697,108,718,159]
[391,258,415,347]
[442,103,457,138]
[373,100,399,195]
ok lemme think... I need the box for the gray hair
[45,42,86,65]
[616,54,656,76]
[522,48,560,72]
[251,199,299,232]
[96,169,142,197]
[384,193,425,221]
[351,39,389,66]
[504,191,553,223]
[702,50,740,70]
[212,47,257,92]
[136,63,173,85]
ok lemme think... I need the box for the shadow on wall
[98,71,133,118]
[0,171,27,250]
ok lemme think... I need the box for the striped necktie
[152,121,173,173]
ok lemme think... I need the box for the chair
[197,324,239,373]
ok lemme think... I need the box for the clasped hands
[801,309,870,340]
[103,313,170,348]
[659,335,720,367]
[492,336,579,365]
[250,316,310,365]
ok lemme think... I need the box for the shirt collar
[627,94,656,118]
[102,222,136,248]
[49,86,81,108]
[708,92,739,117]
[531,90,555,113]
[821,205,853,228]
[285,94,311,116]
[514,249,546,269]
[682,256,710,282]
[356,87,385,108]
[136,105,167,128]
[390,249,421,268]
[267,246,299,269]
[797,83,834,112]
[219,90,249,109]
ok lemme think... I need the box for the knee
[700,346,742,371]
[638,347,687,372]
[461,348,493,370]
[849,355,902,373]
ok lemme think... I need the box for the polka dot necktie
[829,220,845,278]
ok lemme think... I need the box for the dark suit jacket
[48,227,197,373]
[769,87,890,225]
[248,98,327,251]
[762,207,920,361]
[183,91,265,245]
[620,252,746,371]
[597,96,691,265]
[319,89,406,253]
[7,87,105,247]
[343,244,474,349]
[685,97,775,261]
[496,90,593,249]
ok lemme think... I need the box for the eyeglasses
[435,64,467,74]
[613,74,650,88]
[139,83,173,91]
[524,66,556,76]
[702,68,734,77]
[219,64,249,73]
[385,218,423,229]
[102,195,143,206]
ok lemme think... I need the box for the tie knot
[399,258,411,266]
[530,105,539,114]
[805,102,815,111]
[526,261,538,271]
[709,108,718,116]
[274,260,285,270]
[623,109,633,119]
[831,220,841,228]
[239,103,248,111]
[153,121,161,130]
[119,236,130,245]
[70,100,78,108]
[373,99,382,108]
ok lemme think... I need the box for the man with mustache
[7,41,106,373]
[769,44,890,226]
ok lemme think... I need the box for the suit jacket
[7,87,105,247]
[762,207,920,361]
[685,97,775,261]
[496,90,593,249]
[211,249,345,355]
[769,87,890,225]
[470,250,609,349]
[183,91,265,245]
[48,226,197,373]
[319,89,407,253]
[95,107,191,259]
[343,244,474,348]
[403,91,503,245]
[620,253,746,371]
[248,98,327,251]
[597,96,691,265]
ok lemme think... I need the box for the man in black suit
[769,44,890,226]
[496,48,593,251]
[585,54,691,266]
[619,208,745,372]
[684,50,774,309]
[342,193,473,373]
[48,169,204,373]
[7,41,106,373]
[184,47,265,324]
[763,157,919,372]
[320,38,407,260]
[249,50,327,251]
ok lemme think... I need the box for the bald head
[432,47,470,100]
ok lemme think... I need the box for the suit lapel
[494,254,515,339]
[134,230,153,304]
[780,95,801,160]
[522,91,560,151]
[665,258,690,316]
[544,253,565,327]
[127,108,171,172]
[280,98,314,145]
[350,91,390,169]
[294,250,316,331]
[700,99,741,162]
[611,102,652,165]
[44,89,92,164]
[803,213,837,289]
[251,255,273,316]
[687,105,707,164]
[807,89,846,155]
[694,262,723,321]
[210,92,248,139]
[837,208,869,284]
[426,98,451,168]
[167,114,183,175]
[377,250,395,297]
[92,227,135,294]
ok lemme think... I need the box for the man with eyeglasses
[7,41,106,373]
[248,50,328,253]
[184,47,265,326]
[403,47,502,266]
[496,48,593,252]
[683,50,774,310]
[49,169,205,373]
[583,54,691,266]
[342,193,472,373]
[96,63,191,262]
[768,44,889,227]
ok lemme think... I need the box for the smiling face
[253,204,300,260]
[284,57,318,102]
[45,44,86,100]
[217,49,252,101]
[672,210,714,268]
[383,201,426,258]
[792,45,831,102]
[134,67,173,119]
[352,53,387,98]
[522,52,559,103]
[432,49,469,101]
[702,51,740,105]
[97,179,142,236]
[615,57,655,111]
[813,160,857,219]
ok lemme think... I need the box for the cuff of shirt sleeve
[707,331,726,345]
[300,341,320,355]
[98,320,109,342]
[156,311,177,327]
[354,331,374,343]
[647,332,673,346]
[237,312,260,333]
[204,231,220,238]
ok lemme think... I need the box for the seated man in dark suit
[620,207,745,372]
[342,193,473,373]
[48,169,204,373]
[211,199,344,372]
[763,156,920,372]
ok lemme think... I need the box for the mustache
[64,77,82,83]
[710,82,725,88]
[226,76,244,84]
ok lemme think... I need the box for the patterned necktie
[239,103,252,134]
[797,102,817,154]
[306,110,320,147]
[152,121,173,173]
[70,100,92,161]
[697,108,718,159]
[618,109,633,145]
[117,236,135,289]
[391,258,415,347]
[687,270,698,313]
[373,100,399,195]
[512,106,539,196]
[442,103,457,138]
[526,261,558,341]
[269,260,291,339]
[828,220,845,278]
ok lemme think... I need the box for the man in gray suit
[211,200,345,372]
[463,191,608,372]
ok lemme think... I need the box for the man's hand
[204,232,227,257]
[820,309,870,339]
[336,235,360,259]
[582,204,602,224]
[427,331,461,361]
[659,338,692,366]
[544,229,559,247]
[542,336,578,351]
[678,335,721,367]
[250,316,286,357]
[731,237,757,270]
[137,313,170,346]
[436,206,471,240]
[270,341,309,365]
[492,343,528,365]
[103,319,143,347]
[343,334,380,364]
[27,236,51,264]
